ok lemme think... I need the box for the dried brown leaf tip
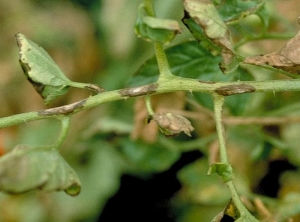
[150,113,194,137]
[244,30,300,74]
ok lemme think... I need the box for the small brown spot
[38,99,87,116]
[215,84,256,96]
[84,84,105,93]
[118,83,158,97]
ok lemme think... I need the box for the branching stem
[3,76,300,128]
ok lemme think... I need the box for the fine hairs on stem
[213,93,258,221]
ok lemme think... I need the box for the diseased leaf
[183,0,241,72]
[131,92,186,143]
[0,145,81,196]
[16,33,103,104]
[150,112,194,137]
[135,3,181,44]
[244,30,300,76]
[183,0,227,39]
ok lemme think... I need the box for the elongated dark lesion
[38,99,87,116]
[84,84,105,93]
[118,83,158,97]
[215,84,256,96]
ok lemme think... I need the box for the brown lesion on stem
[215,84,256,96]
[84,84,105,93]
[38,99,87,116]
[118,83,158,97]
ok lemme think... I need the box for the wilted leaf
[131,92,186,143]
[150,112,194,137]
[244,30,300,75]
[16,33,103,104]
[183,0,240,72]
[0,145,81,196]
[135,3,181,44]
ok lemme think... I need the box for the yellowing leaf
[183,0,240,72]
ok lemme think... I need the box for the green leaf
[208,162,234,182]
[119,138,180,174]
[135,3,181,44]
[129,41,253,115]
[217,0,267,25]
[0,145,81,196]
[16,33,103,104]
[129,41,222,86]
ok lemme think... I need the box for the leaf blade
[0,145,81,196]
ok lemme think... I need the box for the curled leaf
[16,33,103,104]
[16,33,72,104]
[244,30,300,75]
[183,0,240,72]
[135,3,182,44]
[150,113,194,137]
[0,145,81,196]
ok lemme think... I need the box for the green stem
[213,94,227,163]
[145,95,155,115]
[213,93,258,221]
[54,116,71,149]
[68,81,104,93]
[3,76,300,128]
[143,0,173,79]
[154,43,174,79]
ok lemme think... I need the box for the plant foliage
[1,0,300,221]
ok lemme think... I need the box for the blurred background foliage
[1,0,300,221]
